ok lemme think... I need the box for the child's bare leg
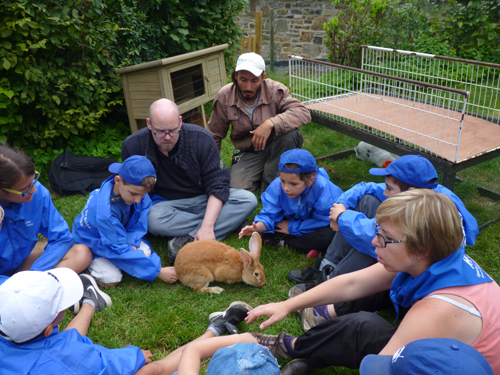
[56,244,93,273]
[64,303,94,337]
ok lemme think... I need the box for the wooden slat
[129,82,162,92]
[129,91,162,100]
[127,72,160,83]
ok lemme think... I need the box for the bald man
[121,99,257,264]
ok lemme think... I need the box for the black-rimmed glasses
[374,223,405,248]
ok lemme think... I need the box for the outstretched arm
[246,263,395,330]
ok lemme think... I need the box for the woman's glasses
[374,223,405,248]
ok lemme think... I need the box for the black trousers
[294,311,397,369]
[261,226,335,254]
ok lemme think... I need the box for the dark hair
[386,175,414,192]
[0,144,36,189]
[283,163,316,182]
[231,70,266,85]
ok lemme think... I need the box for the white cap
[0,268,83,343]
[235,53,265,77]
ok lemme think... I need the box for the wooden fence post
[255,11,263,55]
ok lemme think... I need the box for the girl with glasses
[0,144,92,280]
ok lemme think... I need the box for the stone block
[323,9,340,17]
[291,9,303,14]
[304,20,312,24]
[283,47,302,53]
[285,3,291,8]
[300,31,314,42]
[286,32,300,37]
[312,16,327,30]
[313,36,323,45]
[277,10,288,15]
[303,43,322,57]
[276,19,289,32]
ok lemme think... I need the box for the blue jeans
[148,188,257,240]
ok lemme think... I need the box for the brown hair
[386,175,414,192]
[376,189,464,265]
[283,163,317,183]
[0,144,36,189]
[121,176,156,192]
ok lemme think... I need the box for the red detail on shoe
[306,249,321,259]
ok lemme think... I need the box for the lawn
[54,71,500,375]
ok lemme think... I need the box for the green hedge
[0,0,246,171]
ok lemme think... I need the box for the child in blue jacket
[72,155,177,287]
[0,268,150,375]
[239,149,343,254]
[0,144,92,283]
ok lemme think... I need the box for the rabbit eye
[254,272,260,278]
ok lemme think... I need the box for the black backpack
[48,150,117,196]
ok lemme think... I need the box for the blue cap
[206,342,280,375]
[360,338,493,375]
[369,155,438,188]
[108,155,156,186]
[279,149,317,174]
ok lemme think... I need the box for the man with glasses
[208,53,311,193]
[286,155,478,332]
[121,99,258,264]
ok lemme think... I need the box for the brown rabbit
[174,232,266,293]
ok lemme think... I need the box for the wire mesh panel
[289,55,470,162]
[362,46,500,126]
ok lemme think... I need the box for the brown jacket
[207,79,311,151]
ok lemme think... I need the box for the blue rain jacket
[255,168,343,236]
[336,182,479,258]
[72,176,161,281]
[0,182,74,278]
[0,328,145,375]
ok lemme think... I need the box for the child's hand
[239,222,260,239]
[158,267,178,283]
[141,349,153,364]
[275,220,290,235]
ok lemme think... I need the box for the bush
[0,0,246,173]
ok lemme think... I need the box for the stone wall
[236,0,338,64]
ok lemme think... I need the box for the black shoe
[71,274,112,313]
[287,257,324,284]
[251,331,291,359]
[168,234,194,265]
[207,301,253,336]
[281,359,312,375]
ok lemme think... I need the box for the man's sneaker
[288,285,326,331]
[71,274,112,313]
[207,301,253,336]
[168,235,194,265]
[251,331,291,359]
[287,257,324,284]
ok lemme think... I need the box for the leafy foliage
[324,0,500,66]
[0,0,246,173]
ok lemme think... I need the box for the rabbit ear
[249,232,262,259]
[240,248,254,268]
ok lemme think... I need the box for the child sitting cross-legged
[239,149,343,256]
[72,155,177,287]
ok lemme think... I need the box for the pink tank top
[428,281,500,373]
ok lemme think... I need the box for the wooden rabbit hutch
[289,46,500,228]
[116,44,228,133]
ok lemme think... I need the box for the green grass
[52,70,500,375]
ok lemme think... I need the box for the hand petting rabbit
[174,232,266,293]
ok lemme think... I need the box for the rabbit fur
[174,232,266,293]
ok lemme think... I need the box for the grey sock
[82,298,95,310]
